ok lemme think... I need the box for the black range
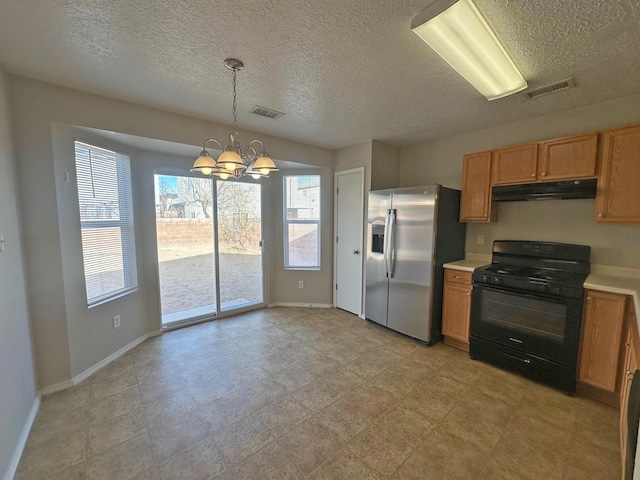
[469,240,591,394]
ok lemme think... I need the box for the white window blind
[284,175,321,269]
[74,141,137,305]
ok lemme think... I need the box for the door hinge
[335,283,338,290]
[336,187,339,194]
[336,236,338,243]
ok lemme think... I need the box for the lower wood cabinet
[576,290,638,480]
[620,303,638,480]
[578,290,627,394]
[441,269,472,351]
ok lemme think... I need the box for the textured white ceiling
[1,0,639,149]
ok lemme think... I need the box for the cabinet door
[538,133,598,181]
[460,151,495,222]
[492,143,538,184]
[620,309,638,480]
[596,125,640,223]
[578,290,627,391]
[442,282,471,343]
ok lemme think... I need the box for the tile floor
[16,307,621,479]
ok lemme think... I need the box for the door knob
[353,250,360,254]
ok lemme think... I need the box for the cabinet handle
[586,297,591,301]
[598,213,604,218]
[540,172,547,176]
[530,173,536,177]
[628,370,634,381]
[626,342,631,347]
[466,292,470,296]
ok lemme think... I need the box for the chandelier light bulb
[201,167,213,175]
[219,172,229,180]
[259,168,270,176]
[224,162,237,171]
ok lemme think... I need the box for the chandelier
[191,58,278,179]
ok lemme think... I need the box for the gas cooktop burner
[473,241,591,299]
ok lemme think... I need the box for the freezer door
[387,186,437,342]
[365,189,392,326]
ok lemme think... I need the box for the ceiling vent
[523,78,575,100]
[250,105,285,119]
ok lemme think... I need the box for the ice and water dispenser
[371,224,385,254]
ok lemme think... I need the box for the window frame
[283,174,321,270]
[74,140,138,307]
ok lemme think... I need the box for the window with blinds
[74,141,138,306]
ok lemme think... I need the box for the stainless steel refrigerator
[365,185,466,344]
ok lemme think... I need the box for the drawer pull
[628,370,634,381]
[453,275,463,279]
[503,351,531,364]
[509,337,523,344]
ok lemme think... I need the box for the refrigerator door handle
[388,209,397,278]
[383,209,391,277]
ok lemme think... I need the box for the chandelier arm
[248,139,265,151]
[202,138,224,151]
[246,145,258,158]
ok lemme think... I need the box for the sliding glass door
[217,181,263,311]
[154,174,264,326]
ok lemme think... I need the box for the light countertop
[443,258,489,272]
[585,272,640,317]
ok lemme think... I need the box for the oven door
[470,284,583,367]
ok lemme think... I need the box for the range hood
[492,178,597,202]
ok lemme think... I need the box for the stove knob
[482,275,488,283]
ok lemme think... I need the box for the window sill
[88,287,138,309]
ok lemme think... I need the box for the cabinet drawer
[444,269,472,285]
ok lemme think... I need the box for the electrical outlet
[298,281,304,288]
[477,235,484,245]
[113,315,121,329]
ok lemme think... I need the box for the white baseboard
[147,329,163,338]
[71,332,150,385]
[3,395,40,480]
[39,329,163,394]
[267,303,333,309]
[39,380,74,396]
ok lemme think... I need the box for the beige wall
[334,141,372,191]
[371,140,400,190]
[268,168,333,305]
[400,92,640,268]
[0,69,37,477]
[9,75,334,388]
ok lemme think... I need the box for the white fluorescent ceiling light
[411,0,527,100]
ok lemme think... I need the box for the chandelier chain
[232,67,239,137]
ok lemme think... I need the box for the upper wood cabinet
[538,133,598,181]
[492,143,538,184]
[578,290,627,392]
[492,134,598,185]
[596,125,640,223]
[459,151,496,222]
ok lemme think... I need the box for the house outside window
[74,141,137,305]
[284,175,320,269]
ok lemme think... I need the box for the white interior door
[334,168,364,315]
